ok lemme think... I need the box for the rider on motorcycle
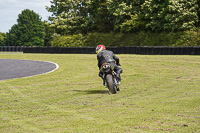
[96,45,123,85]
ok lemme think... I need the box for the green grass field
[0,54,200,133]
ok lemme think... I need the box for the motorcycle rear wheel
[106,74,117,94]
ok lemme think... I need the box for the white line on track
[21,60,60,79]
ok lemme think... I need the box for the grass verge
[0,54,200,132]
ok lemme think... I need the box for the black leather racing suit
[97,50,123,81]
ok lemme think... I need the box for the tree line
[1,0,200,47]
[47,0,199,34]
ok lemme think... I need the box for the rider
[96,45,123,85]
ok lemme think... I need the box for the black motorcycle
[100,63,121,94]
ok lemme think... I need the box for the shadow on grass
[72,89,108,94]
[85,90,108,94]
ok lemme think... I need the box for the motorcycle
[100,63,121,94]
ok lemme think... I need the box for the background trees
[142,0,198,32]
[6,24,19,46]
[46,0,114,34]
[6,9,45,46]
[1,0,200,47]
[0,33,7,46]
[47,0,91,35]
[106,0,145,32]
[47,0,199,34]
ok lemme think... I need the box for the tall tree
[17,9,46,46]
[7,9,45,46]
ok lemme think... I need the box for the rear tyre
[106,74,117,94]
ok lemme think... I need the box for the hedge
[51,30,200,47]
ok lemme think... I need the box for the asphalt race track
[0,59,59,81]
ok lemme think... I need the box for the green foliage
[93,0,114,32]
[106,0,145,32]
[6,9,45,46]
[198,0,200,26]
[51,33,85,47]
[47,0,114,34]
[84,32,178,46]
[142,0,198,32]
[44,22,55,46]
[51,30,200,47]
[173,30,200,46]
[84,32,119,46]
[6,24,19,46]
[47,0,92,35]
[120,14,146,33]
[47,0,199,33]
[0,33,7,46]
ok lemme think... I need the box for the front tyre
[106,74,117,94]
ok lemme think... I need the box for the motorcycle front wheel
[106,74,117,94]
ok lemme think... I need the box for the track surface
[0,59,58,81]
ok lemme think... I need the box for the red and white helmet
[96,45,106,54]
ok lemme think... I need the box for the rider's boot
[116,70,122,91]
[103,79,106,86]
[116,69,123,82]
[116,72,122,83]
